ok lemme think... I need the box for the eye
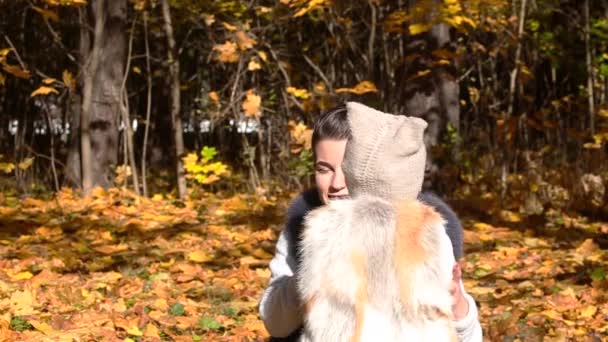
[315,165,331,174]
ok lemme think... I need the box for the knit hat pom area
[343,101,428,201]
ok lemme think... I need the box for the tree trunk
[73,0,126,195]
[141,11,152,197]
[400,19,459,190]
[80,0,105,195]
[161,0,187,199]
[584,0,595,136]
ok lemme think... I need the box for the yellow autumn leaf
[236,31,256,51]
[42,78,56,85]
[222,22,238,31]
[144,323,160,338]
[0,48,11,60]
[32,6,59,22]
[213,41,239,63]
[286,86,310,99]
[405,69,432,82]
[62,70,76,92]
[0,73,5,87]
[18,157,34,170]
[293,0,328,17]
[11,271,33,281]
[248,60,261,71]
[31,86,59,97]
[409,23,431,35]
[3,64,31,79]
[598,108,608,118]
[581,305,597,318]
[258,51,268,62]
[335,80,378,95]
[126,326,143,337]
[242,90,261,118]
[29,320,54,335]
[10,288,37,316]
[188,250,211,263]
[383,10,408,32]
[288,120,312,153]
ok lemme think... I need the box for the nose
[330,168,347,191]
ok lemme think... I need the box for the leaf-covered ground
[0,188,607,341]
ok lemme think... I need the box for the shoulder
[286,188,323,220]
[418,192,458,221]
[283,188,323,238]
[417,191,464,259]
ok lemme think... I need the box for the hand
[450,262,469,321]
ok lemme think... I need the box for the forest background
[0,0,608,340]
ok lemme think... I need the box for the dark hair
[311,105,351,151]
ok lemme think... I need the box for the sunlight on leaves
[31,86,59,97]
[286,86,310,99]
[242,89,261,117]
[213,41,239,63]
[335,80,378,95]
[3,64,30,79]
[236,31,256,51]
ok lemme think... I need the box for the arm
[259,189,321,337]
[259,229,303,337]
[453,279,483,342]
[420,192,482,341]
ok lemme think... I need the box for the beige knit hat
[343,101,428,201]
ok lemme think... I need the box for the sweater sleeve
[454,281,483,342]
[258,227,303,337]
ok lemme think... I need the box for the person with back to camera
[259,102,482,341]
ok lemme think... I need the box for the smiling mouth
[328,195,350,200]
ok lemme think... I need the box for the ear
[393,116,427,156]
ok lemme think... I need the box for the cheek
[315,173,330,193]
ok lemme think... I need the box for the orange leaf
[31,86,59,97]
[335,80,378,95]
[208,91,220,105]
[3,64,30,79]
[213,41,239,63]
[144,323,160,338]
[236,31,256,51]
[93,244,129,255]
[242,90,261,118]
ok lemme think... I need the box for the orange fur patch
[303,294,317,315]
[393,200,442,306]
[350,250,367,342]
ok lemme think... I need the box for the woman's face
[314,139,349,204]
